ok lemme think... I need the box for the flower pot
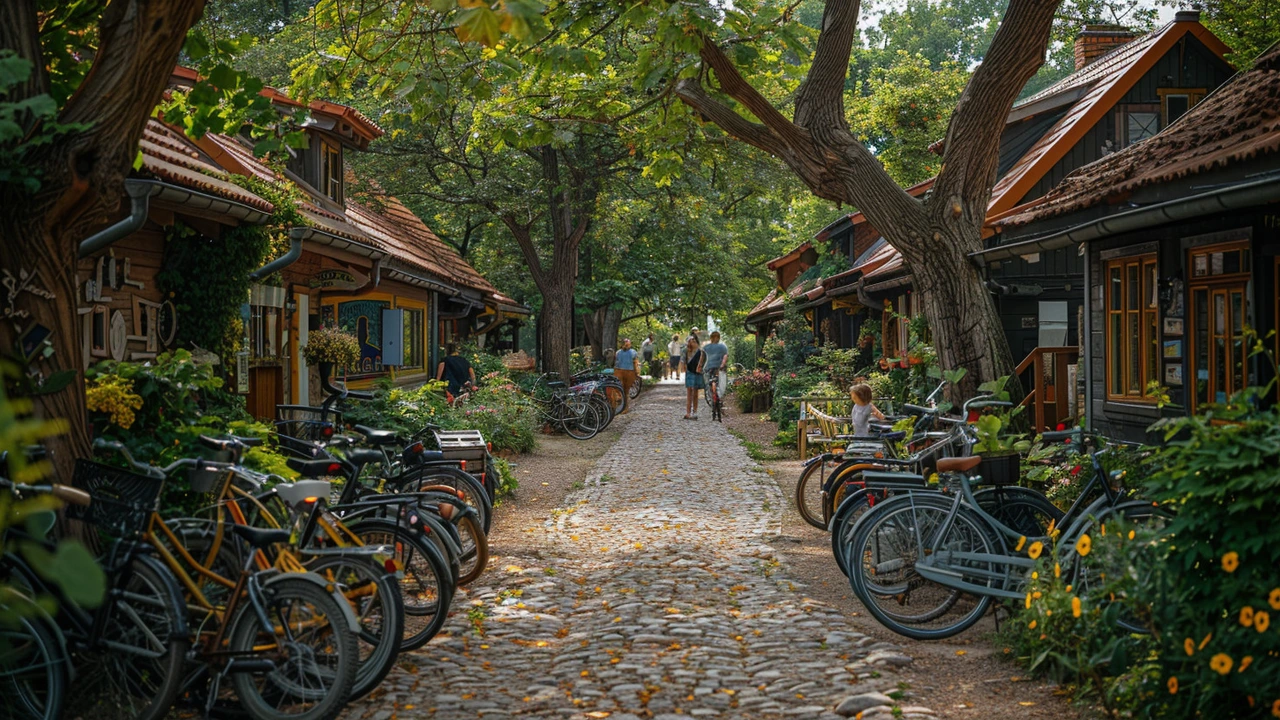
[318,361,334,384]
[977,453,1021,486]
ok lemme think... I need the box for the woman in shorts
[684,337,705,419]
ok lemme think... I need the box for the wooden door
[248,366,284,421]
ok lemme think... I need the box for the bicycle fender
[802,453,834,469]
[263,571,362,634]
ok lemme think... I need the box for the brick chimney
[1073,24,1137,70]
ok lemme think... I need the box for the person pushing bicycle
[702,331,729,406]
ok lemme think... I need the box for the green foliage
[1,363,106,624]
[730,368,773,412]
[729,335,757,370]
[156,221,271,357]
[972,414,1031,454]
[1189,0,1280,65]
[0,51,91,193]
[84,350,297,513]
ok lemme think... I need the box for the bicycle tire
[628,379,641,399]
[795,458,838,530]
[973,486,1063,539]
[345,519,453,651]
[454,513,490,586]
[306,556,403,700]
[227,575,358,720]
[401,467,491,534]
[560,402,600,440]
[66,553,189,720]
[588,392,614,432]
[829,489,874,577]
[0,591,66,720]
[848,493,997,639]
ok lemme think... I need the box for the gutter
[863,274,913,295]
[250,227,306,280]
[384,266,459,296]
[78,180,160,258]
[973,173,1280,266]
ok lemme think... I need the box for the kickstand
[204,669,224,718]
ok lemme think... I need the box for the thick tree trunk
[540,274,575,380]
[582,306,621,362]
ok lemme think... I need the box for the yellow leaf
[955,650,966,656]
[1019,701,1035,706]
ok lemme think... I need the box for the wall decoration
[1163,278,1184,318]
[1163,340,1182,359]
[1164,363,1183,386]
[1163,317,1183,335]
[310,268,368,291]
[3,267,56,332]
[90,306,109,358]
[110,311,128,361]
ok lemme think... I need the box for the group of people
[634,327,728,420]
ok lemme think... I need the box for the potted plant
[971,412,1030,485]
[302,325,360,385]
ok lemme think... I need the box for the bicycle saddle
[275,479,331,507]
[288,457,348,478]
[354,425,400,446]
[231,524,291,549]
[346,448,384,469]
[936,456,982,474]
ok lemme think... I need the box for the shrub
[730,368,772,412]
[302,325,360,367]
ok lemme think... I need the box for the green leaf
[455,6,503,47]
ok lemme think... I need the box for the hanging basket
[977,453,1021,486]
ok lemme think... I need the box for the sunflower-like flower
[1072,596,1082,618]
[1028,541,1043,560]
[1255,611,1270,633]
[1210,653,1233,675]
[1167,676,1178,694]
[1241,606,1256,627]
[1184,637,1195,656]
[1075,533,1092,557]
[1239,656,1253,672]
[1270,587,1280,611]
[1221,551,1239,573]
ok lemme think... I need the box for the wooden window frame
[319,137,343,204]
[321,292,395,386]
[394,297,429,374]
[1104,252,1159,402]
[1186,240,1252,412]
[1157,88,1206,126]
[1115,104,1160,148]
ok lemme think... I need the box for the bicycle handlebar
[0,477,92,507]
[901,403,937,415]
[93,438,199,479]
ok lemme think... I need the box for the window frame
[319,137,344,204]
[1115,104,1160,148]
[1185,240,1252,412]
[1104,252,1160,402]
[395,297,429,374]
[1157,88,1206,126]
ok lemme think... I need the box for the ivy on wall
[155,169,307,357]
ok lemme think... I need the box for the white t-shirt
[667,340,682,358]
[641,339,654,355]
[851,403,874,437]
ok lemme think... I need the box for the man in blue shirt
[702,331,729,400]
[613,338,640,413]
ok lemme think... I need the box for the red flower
[1070,465,1081,476]
[1056,423,1066,431]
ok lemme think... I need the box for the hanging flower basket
[302,326,359,368]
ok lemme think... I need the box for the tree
[0,0,210,479]
[662,0,1070,398]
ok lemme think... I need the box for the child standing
[850,383,885,437]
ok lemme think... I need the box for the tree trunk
[582,306,621,362]
[540,273,575,380]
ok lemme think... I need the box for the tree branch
[792,0,859,132]
[696,38,809,148]
[673,79,779,155]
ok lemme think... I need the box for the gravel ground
[720,396,1090,720]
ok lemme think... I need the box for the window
[1125,111,1159,145]
[1187,241,1251,411]
[321,296,391,377]
[1105,254,1159,400]
[248,284,286,361]
[1158,88,1205,126]
[320,139,343,204]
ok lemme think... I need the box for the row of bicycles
[795,389,1164,640]
[527,370,636,440]
[3,383,500,720]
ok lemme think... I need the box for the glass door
[1187,241,1251,411]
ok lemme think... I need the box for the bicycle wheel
[830,490,874,577]
[68,554,189,720]
[403,467,492,534]
[454,513,490,586]
[795,457,839,530]
[1067,501,1171,634]
[848,493,998,640]
[974,486,1063,538]
[345,519,453,651]
[559,401,600,441]
[588,392,615,432]
[306,556,403,700]
[227,576,358,720]
[628,378,641,400]
[0,592,66,720]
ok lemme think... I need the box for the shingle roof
[996,44,1280,228]
[987,18,1231,218]
[138,120,274,213]
[351,194,497,295]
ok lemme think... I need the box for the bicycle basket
[187,461,226,494]
[67,460,164,535]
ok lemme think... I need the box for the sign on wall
[309,268,369,291]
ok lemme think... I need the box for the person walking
[683,337,705,420]
[614,338,640,414]
[436,343,476,399]
[667,333,683,381]
[641,334,655,376]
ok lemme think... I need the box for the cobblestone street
[345,383,934,720]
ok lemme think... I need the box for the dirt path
[721,398,1090,720]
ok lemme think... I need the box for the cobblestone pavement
[345,383,934,720]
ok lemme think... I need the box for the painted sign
[310,268,368,291]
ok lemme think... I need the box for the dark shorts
[643,352,653,362]
[670,358,681,369]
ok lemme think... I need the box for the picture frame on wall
[1163,317,1184,335]
[1163,340,1182,359]
[1164,363,1183,386]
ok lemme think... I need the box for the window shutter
[382,308,405,366]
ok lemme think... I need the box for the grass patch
[727,428,790,462]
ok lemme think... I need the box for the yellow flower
[1241,606,1256,627]
[1028,620,1037,629]
[1167,676,1178,694]
[1100,523,1106,536]
[1222,551,1239,573]
[1256,611,1271,633]
[1199,632,1213,650]
[1015,535,1027,552]
[1054,563,1061,578]
[1184,638,1195,656]
[1028,541,1043,560]
[1270,588,1280,611]
[1272,698,1280,718]
[1072,596,1082,618]
[1210,653,1233,675]
[1025,593,1033,609]
[1127,529,1135,540]
[1075,533,1092,557]
[1239,656,1253,672]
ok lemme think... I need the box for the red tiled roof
[364,195,497,295]
[997,44,1280,227]
[138,120,273,213]
[746,288,782,320]
[986,19,1231,219]
[766,241,812,270]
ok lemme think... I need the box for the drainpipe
[250,227,307,280]
[371,257,382,287]
[78,180,160,259]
